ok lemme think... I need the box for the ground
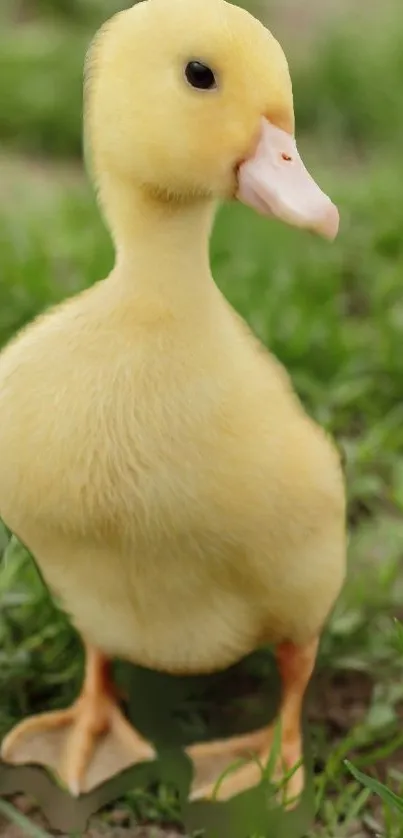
[1,0,403,836]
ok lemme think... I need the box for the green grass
[1,0,403,836]
[292,4,403,151]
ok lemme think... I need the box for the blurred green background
[1,1,403,836]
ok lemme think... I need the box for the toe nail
[68,780,81,797]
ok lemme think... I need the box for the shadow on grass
[0,660,315,837]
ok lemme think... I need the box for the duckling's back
[0,275,345,674]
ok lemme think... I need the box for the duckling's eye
[185,61,217,91]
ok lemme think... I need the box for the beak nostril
[238,119,338,240]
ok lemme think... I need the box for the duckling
[0,0,346,808]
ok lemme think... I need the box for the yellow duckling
[0,0,345,807]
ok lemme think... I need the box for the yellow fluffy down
[0,0,346,676]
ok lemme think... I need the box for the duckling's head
[86,0,338,239]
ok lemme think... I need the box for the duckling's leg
[1,643,155,796]
[188,638,318,809]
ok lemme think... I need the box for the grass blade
[345,760,403,814]
[0,799,52,838]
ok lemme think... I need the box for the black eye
[185,61,217,91]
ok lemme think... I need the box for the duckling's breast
[0,283,345,670]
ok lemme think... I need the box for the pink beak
[237,118,339,241]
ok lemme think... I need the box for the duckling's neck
[100,173,216,309]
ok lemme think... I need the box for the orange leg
[188,638,318,809]
[1,643,154,796]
